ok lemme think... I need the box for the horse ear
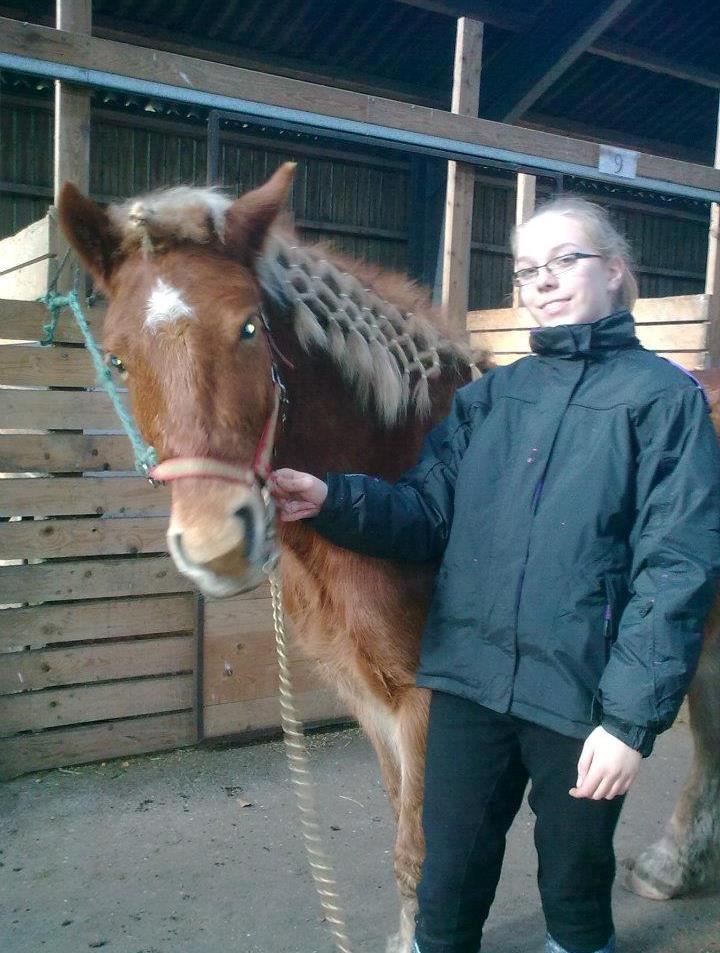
[224,162,296,266]
[57,182,123,291]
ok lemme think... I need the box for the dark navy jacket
[311,312,720,755]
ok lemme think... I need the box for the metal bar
[0,180,54,198]
[206,108,220,186]
[2,50,720,204]
[0,253,56,279]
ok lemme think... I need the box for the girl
[269,197,720,953]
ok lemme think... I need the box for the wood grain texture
[3,390,129,431]
[0,711,197,780]
[471,322,707,354]
[0,344,100,387]
[203,690,348,739]
[0,673,193,735]
[0,634,194,694]
[1,476,170,518]
[0,515,168,559]
[0,433,135,472]
[467,295,710,332]
[0,298,105,343]
[0,594,196,653]
[0,555,192,604]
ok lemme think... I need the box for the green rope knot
[39,291,72,346]
[37,290,158,478]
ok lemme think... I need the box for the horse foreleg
[386,687,430,953]
[626,613,720,899]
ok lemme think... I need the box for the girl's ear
[58,183,124,292]
[606,256,625,293]
[224,162,296,267]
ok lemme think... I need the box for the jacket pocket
[603,571,630,659]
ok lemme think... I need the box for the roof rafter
[589,37,720,90]
[480,0,635,123]
[392,0,532,32]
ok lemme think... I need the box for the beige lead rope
[268,569,354,953]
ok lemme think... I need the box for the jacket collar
[529,310,639,359]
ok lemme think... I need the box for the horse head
[58,163,298,597]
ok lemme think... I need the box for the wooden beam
[522,112,710,166]
[93,16,446,110]
[706,96,720,368]
[441,18,483,331]
[589,37,720,90]
[1,18,720,197]
[512,172,536,307]
[481,0,635,124]
[392,0,531,32]
[53,0,91,201]
[53,0,91,295]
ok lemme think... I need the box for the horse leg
[386,687,430,953]
[626,610,720,899]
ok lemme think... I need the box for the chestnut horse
[58,164,719,952]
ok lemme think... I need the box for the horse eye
[107,355,127,377]
[240,317,258,341]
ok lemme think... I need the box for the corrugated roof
[1,0,718,161]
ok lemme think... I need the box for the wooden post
[706,95,720,367]
[53,0,92,292]
[512,172,536,307]
[441,17,483,332]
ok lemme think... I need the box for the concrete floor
[1,717,718,953]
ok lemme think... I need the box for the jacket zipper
[514,478,546,623]
[603,603,612,661]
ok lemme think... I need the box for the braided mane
[109,186,475,426]
[258,235,473,425]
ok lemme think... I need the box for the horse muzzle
[165,477,278,598]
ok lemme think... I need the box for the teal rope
[39,291,158,477]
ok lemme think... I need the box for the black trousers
[414,692,624,953]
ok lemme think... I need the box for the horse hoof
[623,840,686,900]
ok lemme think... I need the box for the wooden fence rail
[468,294,711,368]
[1,290,342,781]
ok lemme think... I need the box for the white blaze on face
[145,278,194,331]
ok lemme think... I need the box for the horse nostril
[234,506,256,560]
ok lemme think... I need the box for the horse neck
[268,319,435,483]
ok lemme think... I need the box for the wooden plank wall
[468,294,711,369]
[0,296,198,779]
[0,293,345,779]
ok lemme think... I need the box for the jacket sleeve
[307,377,491,562]
[598,384,720,756]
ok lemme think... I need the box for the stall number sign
[598,145,638,179]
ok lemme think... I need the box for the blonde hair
[512,196,638,311]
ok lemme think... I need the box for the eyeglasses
[512,252,603,287]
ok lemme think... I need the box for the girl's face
[514,212,624,327]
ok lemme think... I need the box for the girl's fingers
[280,506,319,522]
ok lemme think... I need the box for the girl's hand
[268,468,328,521]
[569,726,641,800]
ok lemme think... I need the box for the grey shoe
[545,933,616,953]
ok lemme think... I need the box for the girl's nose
[535,265,559,291]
